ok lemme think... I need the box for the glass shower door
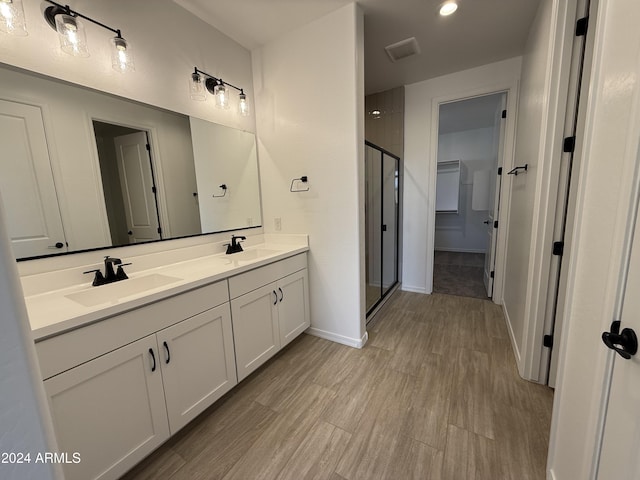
[365,142,400,317]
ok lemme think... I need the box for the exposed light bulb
[111,36,134,73]
[55,13,89,57]
[238,91,250,117]
[0,0,27,36]
[214,82,230,109]
[190,72,206,101]
[439,1,458,16]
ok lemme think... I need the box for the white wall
[502,0,578,379]
[403,57,521,294]
[252,3,367,347]
[0,195,62,480]
[0,0,255,132]
[436,127,497,252]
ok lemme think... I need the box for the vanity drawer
[36,280,229,380]
[228,253,307,299]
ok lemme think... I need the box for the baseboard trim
[548,468,557,480]
[306,327,368,349]
[401,285,427,294]
[434,247,486,253]
[502,302,522,367]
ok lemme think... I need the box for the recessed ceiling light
[439,2,458,16]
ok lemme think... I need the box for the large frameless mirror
[0,64,262,260]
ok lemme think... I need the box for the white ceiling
[174,0,540,95]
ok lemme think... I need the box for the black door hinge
[563,136,576,153]
[494,220,499,229]
[157,227,162,234]
[151,186,156,193]
[544,334,554,348]
[553,241,564,256]
[501,110,507,119]
[146,143,151,151]
[576,16,589,37]
[382,224,387,232]
[498,167,502,176]
[490,271,495,279]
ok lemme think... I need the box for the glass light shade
[214,82,230,109]
[111,36,135,73]
[0,0,27,36]
[238,92,250,117]
[439,2,458,16]
[190,73,206,101]
[55,13,89,57]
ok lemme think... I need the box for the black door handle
[278,287,283,302]
[128,231,133,235]
[273,290,278,305]
[602,321,638,359]
[149,348,156,371]
[163,341,170,364]
[483,221,491,225]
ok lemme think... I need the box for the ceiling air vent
[384,37,421,62]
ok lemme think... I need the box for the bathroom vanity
[23,236,309,480]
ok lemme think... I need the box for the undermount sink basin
[66,274,182,307]
[226,249,279,262]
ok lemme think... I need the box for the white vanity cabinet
[157,302,236,434]
[229,253,310,381]
[37,280,234,480]
[44,334,170,480]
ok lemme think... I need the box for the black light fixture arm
[194,67,244,93]
[44,0,122,37]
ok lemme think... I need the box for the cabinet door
[44,335,169,480]
[231,283,280,381]
[278,269,311,347]
[158,303,237,434]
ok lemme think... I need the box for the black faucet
[226,235,246,254]
[83,256,131,286]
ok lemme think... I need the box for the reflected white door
[483,94,507,298]
[594,0,640,476]
[114,132,161,243]
[0,100,67,258]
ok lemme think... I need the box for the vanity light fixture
[0,0,27,36]
[190,67,250,117]
[43,0,134,71]
[439,1,458,16]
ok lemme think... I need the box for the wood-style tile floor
[122,291,553,480]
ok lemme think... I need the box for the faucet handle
[116,263,131,281]
[83,269,105,287]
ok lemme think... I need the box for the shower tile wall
[365,86,404,158]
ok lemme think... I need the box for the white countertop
[25,241,308,341]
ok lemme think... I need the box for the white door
[158,303,237,435]
[483,94,507,298]
[0,100,67,258]
[594,0,640,476]
[44,335,169,480]
[277,269,311,348]
[114,132,161,243]
[230,283,280,381]
[597,182,640,477]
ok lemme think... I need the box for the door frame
[547,0,640,476]
[427,85,519,304]
[87,114,171,240]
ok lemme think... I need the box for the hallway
[124,291,553,479]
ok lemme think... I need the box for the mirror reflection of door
[0,100,68,258]
[93,121,162,245]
